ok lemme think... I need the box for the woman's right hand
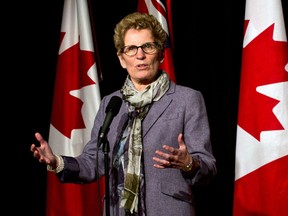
[30,132,58,169]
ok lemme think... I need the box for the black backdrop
[8,0,287,215]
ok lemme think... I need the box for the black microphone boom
[97,96,122,147]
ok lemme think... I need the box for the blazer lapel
[142,82,175,137]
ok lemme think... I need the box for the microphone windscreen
[105,96,122,115]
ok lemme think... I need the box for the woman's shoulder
[168,82,207,109]
[170,81,202,96]
[101,90,122,100]
[99,90,122,108]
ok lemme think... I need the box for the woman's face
[118,29,162,91]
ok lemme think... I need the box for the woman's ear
[118,54,127,69]
[159,51,164,63]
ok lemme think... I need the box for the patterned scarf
[120,71,169,214]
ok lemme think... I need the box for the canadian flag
[137,0,176,82]
[233,0,288,215]
[46,0,104,216]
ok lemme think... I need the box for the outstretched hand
[30,132,57,168]
[153,133,192,170]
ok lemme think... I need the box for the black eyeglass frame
[121,42,160,56]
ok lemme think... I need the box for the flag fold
[233,0,288,215]
[46,0,104,216]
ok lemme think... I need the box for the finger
[178,133,185,148]
[153,162,171,169]
[33,151,40,159]
[35,132,43,142]
[35,132,48,147]
[30,144,36,152]
[153,164,165,169]
[155,149,170,158]
[162,145,177,155]
[153,157,171,167]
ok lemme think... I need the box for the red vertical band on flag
[46,0,104,216]
[233,0,288,215]
[165,0,173,49]
[137,0,176,82]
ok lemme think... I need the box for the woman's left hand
[152,133,192,170]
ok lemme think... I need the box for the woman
[31,12,217,216]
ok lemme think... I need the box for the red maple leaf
[238,20,288,141]
[50,32,96,138]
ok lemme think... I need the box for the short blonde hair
[113,12,167,54]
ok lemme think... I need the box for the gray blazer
[59,81,217,216]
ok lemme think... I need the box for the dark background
[8,0,287,215]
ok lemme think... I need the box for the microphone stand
[103,137,110,216]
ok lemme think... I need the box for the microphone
[97,96,122,147]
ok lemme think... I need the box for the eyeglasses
[122,42,159,56]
